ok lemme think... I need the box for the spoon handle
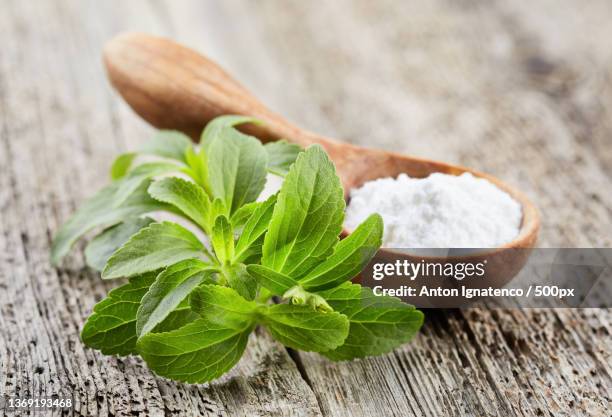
[104,33,335,150]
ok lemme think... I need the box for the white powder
[345,173,522,248]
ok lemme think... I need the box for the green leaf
[299,214,383,291]
[137,285,256,383]
[151,305,200,334]
[102,221,205,279]
[51,180,170,265]
[262,145,345,278]
[207,127,268,214]
[138,318,252,383]
[264,140,302,176]
[197,116,261,194]
[246,264,296,296]
[112,162,181,207]
[317,283,424,360]
[85,217,154,271]
[233,194,276,263]
[190,284,257,323]
[261,304,349,352]
[140,130,192,162]
[222,263,258,301]
[211,215,234,264]
[148,177,211,233]
[81,271,157,356]
[110,152,136,180]
[210,198,228,220]
[200,115,261,148]
[183,146,209,193]
[136,259,215,337]
[230,201,260,230]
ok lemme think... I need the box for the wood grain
[0,0,610,416]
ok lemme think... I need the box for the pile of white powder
[344,172,522,248]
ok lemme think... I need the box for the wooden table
[1,1,610,416]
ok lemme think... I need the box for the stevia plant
[51,116,424,383]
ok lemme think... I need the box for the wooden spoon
[103,33,539,296]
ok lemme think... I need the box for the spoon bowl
[103,33,539,302]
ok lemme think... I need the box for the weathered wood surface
[0,1,610,416]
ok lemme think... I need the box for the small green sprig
[52,116,423,383]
